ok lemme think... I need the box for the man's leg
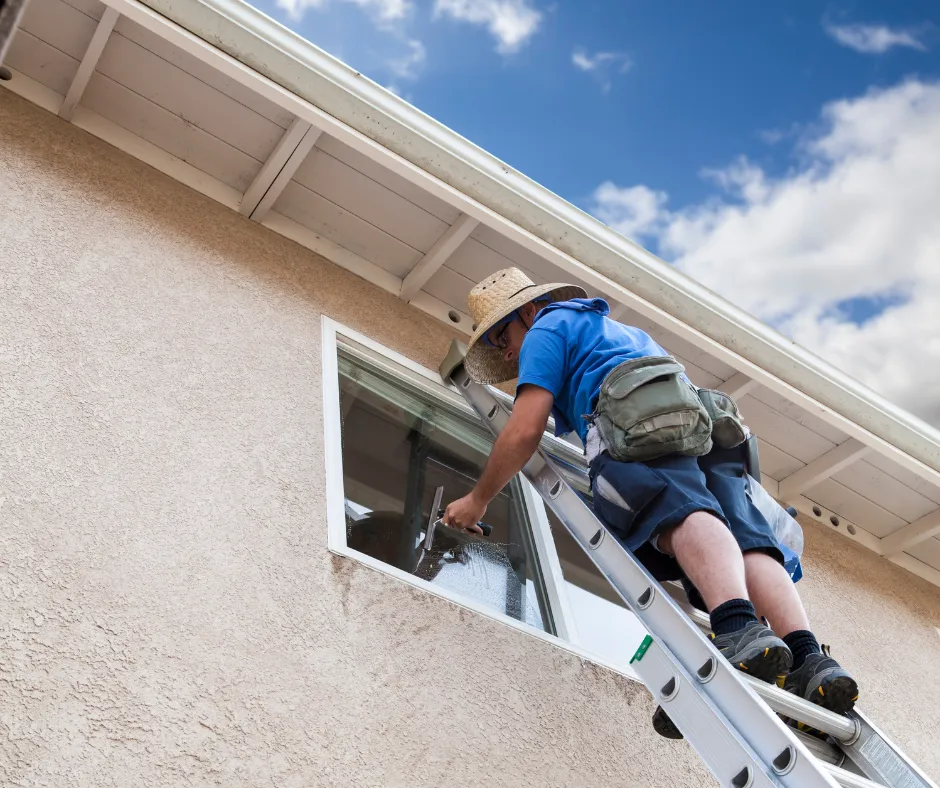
[695,444,818,656]
[651,511,792,740]
[742,549,858,724]
[744,550,810,635]
[658,513,788,665]
[682,552,820,667]
[658,510,748,611]
[589,452,791,739]
[696,445,859,723]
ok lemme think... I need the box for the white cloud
[824,22,926,54]
[275,0,320,19]
[388,39,426,79]
[759,129,787,145]
[354,0,411,20]
[433,0,542,53]
[592,80,940,426]
[591,183,668,240]
[572,48,632,91]
[277,0,412,24]
[274,0,421,86]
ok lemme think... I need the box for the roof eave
[139,0,940,477]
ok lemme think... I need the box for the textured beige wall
[0,87,938,787]
[793,518,940,776]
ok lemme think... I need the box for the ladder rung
[744,676,859,742]
[822,763,886,788]
[441,349,934,788]
[793,729,844,766]
[790,731,885,788]
[663,583,861,742]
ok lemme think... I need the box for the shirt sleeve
[517,326,567,397]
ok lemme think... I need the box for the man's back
[517,297,670,440]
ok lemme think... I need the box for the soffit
[4,0,940,586]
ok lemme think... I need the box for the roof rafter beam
[609,304,631,322]
[399,214,478,303]
[248,124,322,222]
[719,372,757,400]
[239,117,310,217]
[778,438,870,500]
[59,6,120,122]
[77,0,940,500]
[879,508,940,557]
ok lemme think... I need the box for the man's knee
[743,548,791,577]
[657,510,733,556]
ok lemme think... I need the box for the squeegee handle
[436,509,492,537]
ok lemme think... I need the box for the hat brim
[464,282,587,385]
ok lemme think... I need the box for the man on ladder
[441,267,858,738]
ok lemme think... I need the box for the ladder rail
[824,765,889,788]
[445,357,841,788]
[663,525,939,788]
[843,709,939,788]
[441,342,938,788]
[662,584,862,742]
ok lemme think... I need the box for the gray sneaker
[652,622,792,740]
[782,647,858,737]
[713,620,794,683]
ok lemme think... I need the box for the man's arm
[442,384,555,532]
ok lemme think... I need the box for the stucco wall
[0,87,938,786]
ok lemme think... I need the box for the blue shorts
[589,443,784,583]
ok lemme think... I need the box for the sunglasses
[481,296,553,350]
[483,310,520,349]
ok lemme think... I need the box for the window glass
[338,348,553,633]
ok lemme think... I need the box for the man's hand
[442,493,486,535]
[441,385,554,537]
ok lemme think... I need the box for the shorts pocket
[591,456,667,540]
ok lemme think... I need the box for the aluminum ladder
[440,341,937,788]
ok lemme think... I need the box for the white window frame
[321,315,642,679]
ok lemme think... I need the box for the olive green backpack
[592,355,747,463]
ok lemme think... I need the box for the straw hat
[464,268,586,384]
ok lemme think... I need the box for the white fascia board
[101,0,940,488]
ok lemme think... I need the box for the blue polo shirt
[517,298,672,441]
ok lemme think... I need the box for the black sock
[783,630,821,670]
[709,598,759,637]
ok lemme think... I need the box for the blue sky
[250,0,940,426]
[251,0,938,209]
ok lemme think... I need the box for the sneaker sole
[652,643,792,741]
[729,642,793,685]
[787,669,859,738]
[652,705,683,740]
[803,670,859,716]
